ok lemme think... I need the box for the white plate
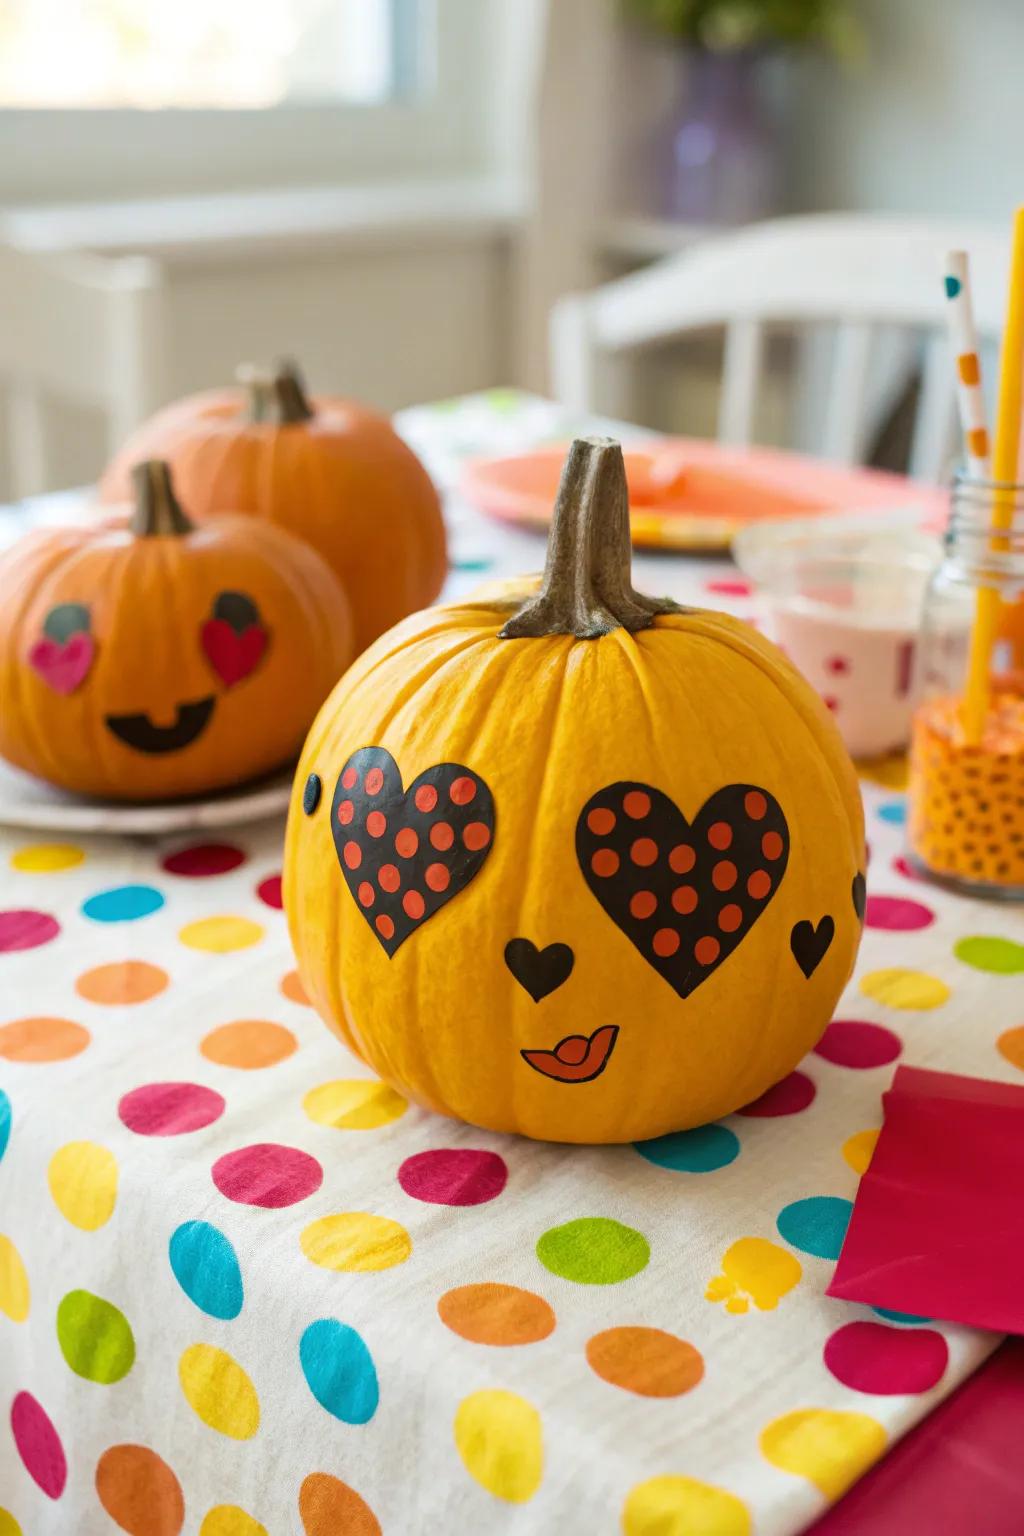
[0,757,294,835]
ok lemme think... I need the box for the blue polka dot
[877,800,907,826]
[299,1318,378,1424]
[634,1123,740,1172]
[873,1306,931,1325]
[777,1196,853,1259]
[81,885,165,923]
[169,1220,243,1320]
[453,556,494,573]
[0,1089,10,1162]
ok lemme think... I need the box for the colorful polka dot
[169,1221,244,1320]
[255,874,282,909]
[10,1391,66,1499]
[623,1475,751,1536]
[454,1389,542,1503]
[119,1082,225,1137]
[10,842,84,873]
[95,1444,184,1536]
[0,1090,10,1163]
[954,935,1024,974]
[82,884,164,923]
[300,1213,411,1272]
[299,1473,381,1536]
[777,1196,853,1260]
[536,1217,649,1284]
[815,1019,902,1069]
[824,1320,948,1394]
[280,969,310,1006]
[56,1289,135,1383]
[75,959,168,1004]
[179,1344,259,1439]
[0,1511,21,1536]
[864,895,935,931]
[705,1237,802,1314]
[212,1143,323,1207]
[162,843,245,877]
[873,1306,931,1325]
[303,1079,407,1130]
[706,577,753,598]
[399,1147,507,1205]
[760,1407,886,1499]
[635,1123,739,1172]
[859,968,950,1010]
[199,1508,267,1536]
[738,1070,816,1117]
[200,1020,296,1069]
[300,1319,378,1424]
[877,799,907,825]
[586,1327,703,1397]
[48,1141,118,1230]
[437,1283,555,1346]
[0,1234,30,1322]
[842,1128,880,1175]
[179,916,264,952]
[0,909,60,951]
[0,1016,89,1062]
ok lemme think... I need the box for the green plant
[624,0,862,56]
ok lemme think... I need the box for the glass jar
[908,474,1024,898]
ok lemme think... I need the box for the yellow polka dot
[301,1213,411,1273]
[199,1507,268,1536]
[859,968,950,1010]
[454,1389,542,1504]
[10,842,85,873]
[622,1475,751,1536]
[0,1235,30,1322]
[179,916,264,954]
[303,1079,407,1131]
[760,1408,886,1500]
[843,1128,880,1176]
[0,1509,23,1536]
[857,754,908,790]
[48,1141,118,1231]
[178,1344,259,1440]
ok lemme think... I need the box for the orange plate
[460,440,947,552]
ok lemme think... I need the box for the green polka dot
[536,1217,649,1285]
[56,1289,135,1384]
[954,936,1024,975]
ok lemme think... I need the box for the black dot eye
[43,603,91,642]
[211,591,262,633]
[303,773,322,815]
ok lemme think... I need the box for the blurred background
[1,0,1021,498]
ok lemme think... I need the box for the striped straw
[943,250,991,477]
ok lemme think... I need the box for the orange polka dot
[631,838,658,867]
[623,791,651,820]
[748,870,771,899]
[343,842,362,870]
[653,928,680,957]
[586,1327,704,1398]
[430,823,454,852]
[365,767,384,795]
[669,844,696,874]
[337,800,354,826]
[672,886,697,915]
[200,1019,297,1069]
[280,969,311,1006]
[762,831,784,861]
[426,864,450,892]
[463,823,491,852]
[708,821,732,850]
[718,904,743,933]
[0,1016,90,1063]
[76,960,168,1006]
[341,766,358,790]
[450,776,476,806]
[438,1283,555,1347]
[395,828,418,858]
[357,882,375,907]
[745,791,767,819]
[630,891,657,920]
[415,784,438,813]
[379,864,400,893]
[366,811,386,838]
[712,860,737,891]
[695,936,721,966]
[403,891,425,920]
[587,807,616,836]
[591,849,619,878]
[375,915,394,940]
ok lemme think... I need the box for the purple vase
[662,47,779,225]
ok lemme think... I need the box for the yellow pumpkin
[0,461,352,801]
[284,438,864,1143]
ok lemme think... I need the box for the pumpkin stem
[131,460,194,538]
[499,437,682,640]
[237,359,315,425]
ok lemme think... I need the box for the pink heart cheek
[28,633,95,694]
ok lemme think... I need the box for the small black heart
[504,939,574,1002]
[851,872,866,922]
[790,916,835,979]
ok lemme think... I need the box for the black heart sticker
[504,939,575,1002]
[576,781,789,998]
[790,916,835,978]
[332,747,494,956]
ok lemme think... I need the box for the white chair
[0,241,166,499]
[550,214,1010,481]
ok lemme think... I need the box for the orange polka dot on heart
[365,767,384,795]
[395,828,418,858]
[631,838,658,867]
[358,882,375,908]
[376,915,395,940]
[712,861,737,891]
[280,969,311,1006]
[337,800,354,826]
[630,891,657,920]
[450,776,476,806]
[623,791,651,819]
[718,904,743,933]
[341,766,358,790]
[379,865,400,893]
[76,960,168,1006]
[343,842,361,870]
[425,863,450,893]
[414,785,437,813]
[200,1019,297,1069]
[366,812,386,838]
[669,844,695,874]
[463,823,491,851]
[745,790,767,820]
[588,807,616,836]
[672,886,697,915]
[591,849,619,878]
[653,928,680,957]
[762,831,784,861]
[748,870,771,899]
[708,821,732,850]
[695,936,720,966]
[430,823,454,852]
[0,1016,90,1063]
[403,891,425,920]
[586,1327,704,1398]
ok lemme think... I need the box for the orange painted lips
[521,1025,619,1083]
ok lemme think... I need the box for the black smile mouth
[105,696,216,754]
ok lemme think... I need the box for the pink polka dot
[118,1082,225,1136]
[826,655,851,675]
[398,1148,507,1206]
[824,1321,948,1394]
[865,894,935,931]
[815,1019,902,1069]
[161,843,246,877]
[892,854,925,882]
[737,1070,816,1117]
[705,577,752,598]
[0,909,60,952]
[256,874,283,909]
[10,1391,66,1499]
[212,1142,323,1208]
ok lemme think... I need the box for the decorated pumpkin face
[0,461,352,801]
[284,439,865,1144]
[99,361,447,652]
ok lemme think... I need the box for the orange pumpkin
[99,362,447,652]
[284,438,865,1144]
[0,460,352,801]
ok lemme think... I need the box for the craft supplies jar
[908,475,1024,898]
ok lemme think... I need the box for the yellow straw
[961,206,1024,742]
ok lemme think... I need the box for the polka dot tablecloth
[3,392,1024,1536]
